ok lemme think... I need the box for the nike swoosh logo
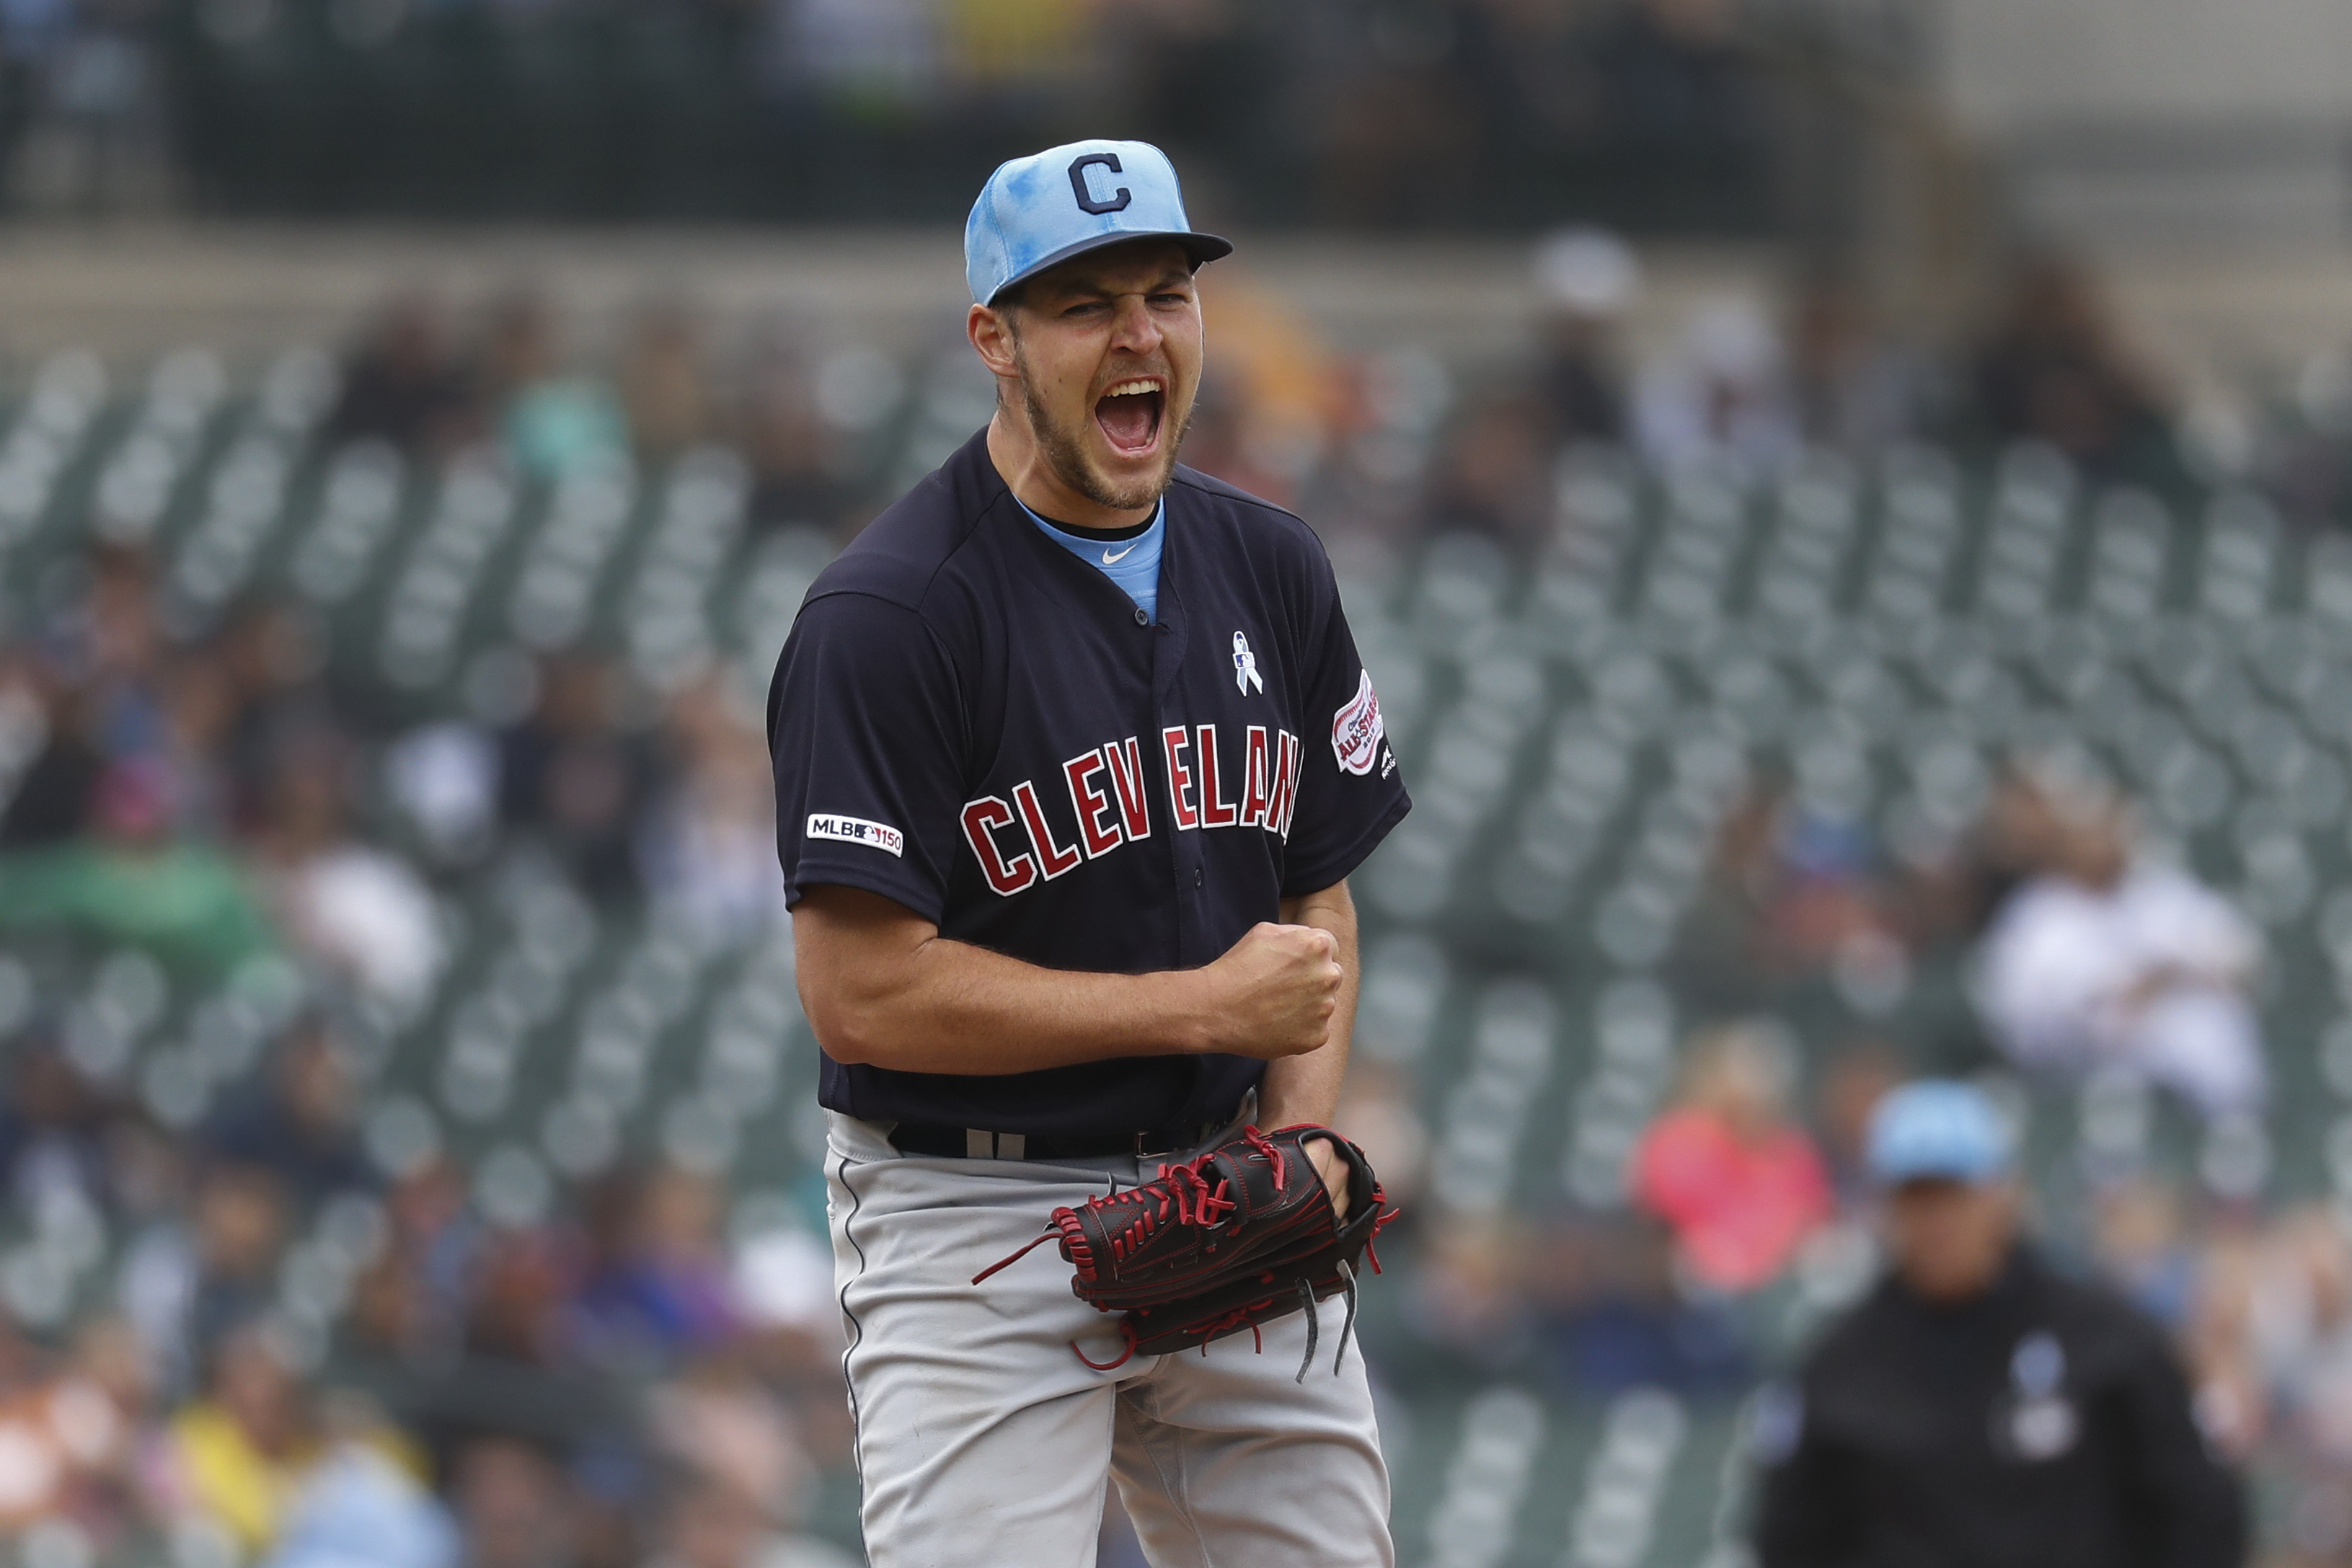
[1102,543,1139,564]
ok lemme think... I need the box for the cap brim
[988,229,1234,304]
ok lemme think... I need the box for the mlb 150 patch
[807,813,906,857]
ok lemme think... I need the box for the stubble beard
[1015,350,1189,515]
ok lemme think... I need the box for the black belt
[888,1119,1223,1162]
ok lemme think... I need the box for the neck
[986,409,1157,534]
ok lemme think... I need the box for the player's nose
[1105,293,1164,355]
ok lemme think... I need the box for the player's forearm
[800,912,1215,1075]
[797,882,1344,1078]
[1258,882,1358,1128]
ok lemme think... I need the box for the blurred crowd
[0,991,857,1568]
[0,410,831,1559]
[304,235,2239,564]
[0,539,781,985]
[1373,748,2352,1559]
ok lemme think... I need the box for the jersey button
[1193,867,1204,888]
[1133,607,1149,626]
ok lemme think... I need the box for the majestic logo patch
[806,813,904,857]
[1331,668,1384,776]
[1232,630,1263,695]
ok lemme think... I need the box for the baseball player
[767,138,1410,1565]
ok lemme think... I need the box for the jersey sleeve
[1279,551,1410,898]
[767,590,967,923]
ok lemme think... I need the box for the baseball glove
[973,1124,1394,1381]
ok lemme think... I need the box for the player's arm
[1257,879,1357,1130]
[794,882,1342,1074]
[1258,879,1361,1215]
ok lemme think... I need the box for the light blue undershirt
[1019,495,1164,621]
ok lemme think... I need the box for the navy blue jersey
[766,428,1411,1138]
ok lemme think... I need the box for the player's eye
[1149,293,1190,308]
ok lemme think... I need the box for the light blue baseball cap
[1865,1081,2015,1187]
[965,138,1232,306]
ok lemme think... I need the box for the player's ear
[968,301,1022,382]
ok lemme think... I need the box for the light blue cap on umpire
[1865,1080,2015,1187]
[965,139,1233,306]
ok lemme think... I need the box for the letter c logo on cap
[1068,153,1131,215]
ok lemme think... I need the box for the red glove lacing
[971,1127,1289,1285]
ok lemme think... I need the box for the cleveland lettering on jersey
[959,726,1303,900]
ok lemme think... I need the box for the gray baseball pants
[824,1109,1396,1568]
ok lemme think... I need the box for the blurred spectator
[448,1435,575,1568]
[325,296,474,460]
[0,755,278,977]
[647,1358,810,1538]
[213,600,332,833]
[346,1159,480,1365]
[1633,295,1800,477]
[249,725,446,1011]
[621,304,713,464]
[1812,1041,1900,1204]
[67,545,167,736]
[1529,228,1637,448]
[156,643,236,833]
[0,1314,150,1536]
[1677,777,1895,1008]
[1785,278,1931,456]
[569,1167,740,1372]
[43,1318,155,1543]
[205,1018,373,1200]
[1409,1216,1536,1370]
[0,1037,111,1211]
[2198,1209,2352,1553]
[162,1326,319,1556]
[1632,1022,1832,1293]
[2092,1177,2201,1333]
[480,294,629,482]
[263,1394,456,1568]
[465,1228,577,1368]
[1531,1213,1749,1396]
[736,336,842,533]
[1973,773,2265,1118]
[1754,1081,2247,1568]
[0,664,103,846]
[1971,255,2176,480]
[499,655,656,900]
[180,1166,292,1369]
[1420,394,1553,553]
[638,673,782,936]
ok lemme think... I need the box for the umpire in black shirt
[1754,1080,2245,1568]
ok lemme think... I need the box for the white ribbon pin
[1232,631,1263,695]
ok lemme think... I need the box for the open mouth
[1094,378,1166,457]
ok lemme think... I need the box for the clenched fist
[1198,921,1343,1060]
